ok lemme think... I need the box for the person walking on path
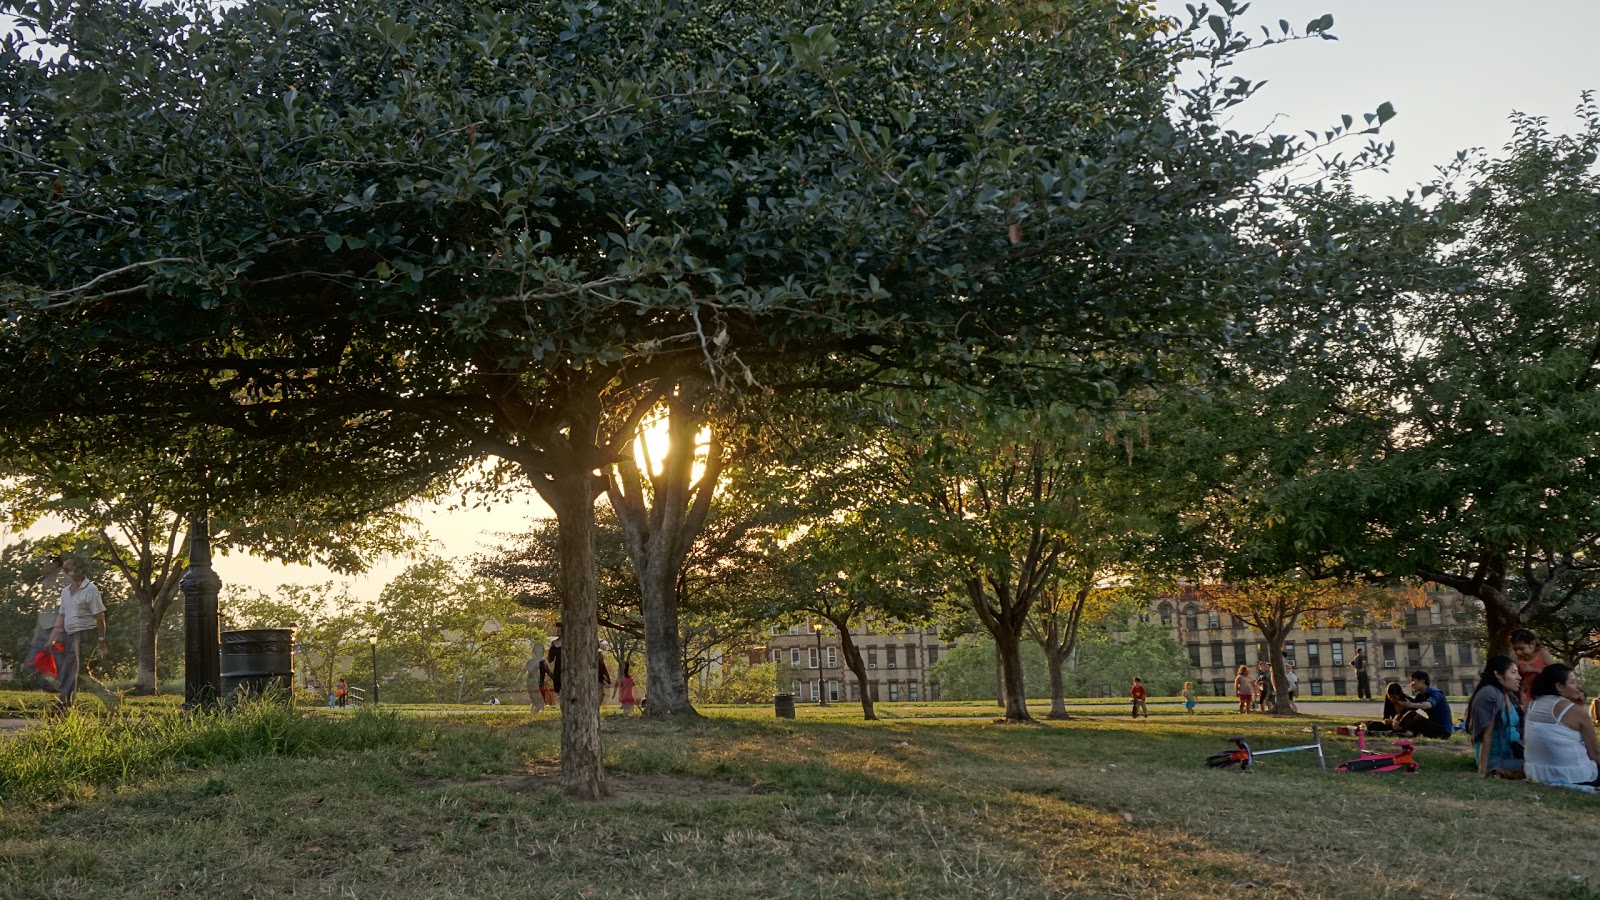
[334,677,349,708]
[1351,649,1372,700]
[47,557,119,715]
[22,553,65,689]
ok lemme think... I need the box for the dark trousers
[1356,673,1372,700]
[53,631,118,713]
[1395,710,1450,739]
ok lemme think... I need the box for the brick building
[760,623,947,703]
[1152,587,1484,698]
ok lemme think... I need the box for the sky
[12,0,1599,603]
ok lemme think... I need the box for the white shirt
[58,579,106,634]
[1525,696,1599,786]
[1285,671,1299,690]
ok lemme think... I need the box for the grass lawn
[1,694,1596,900]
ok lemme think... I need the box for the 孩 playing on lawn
[1130,677,1148,719]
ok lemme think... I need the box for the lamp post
[812,622,828,706]
[368,634,379,707]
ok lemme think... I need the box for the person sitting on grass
[1393,670,1454,739]
[1467,656,1525,778]
[1524,664,1600,789]
[1130,677,1148,719]
[1234,665,1253,714]
[1363,682,1411,734]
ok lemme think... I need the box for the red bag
[30,646,58,678]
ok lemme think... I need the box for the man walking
[1351,648,1372,700]
[47,557,120,715]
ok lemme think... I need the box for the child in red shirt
[1130,677,1149,719]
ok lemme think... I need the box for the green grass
[3,695,1595,899]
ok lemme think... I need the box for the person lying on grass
[1524,664,1600,789]
[1467,656,1525,779]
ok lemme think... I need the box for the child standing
[1182,682,1197,716]
[617,664,638,715]
[1234,665,1254,714]
[1130,677,1149,719]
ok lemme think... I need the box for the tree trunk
[836,627,876,721]
[132,596,159,695]
[1262,626,1294,716]
[993,624,1033,722]
[637,569,697,718]
[1481,585,1519,659]
[544,469,607,801]
[993,649,1004,708]
[1045,644,1069,720]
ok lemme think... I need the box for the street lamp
[368,634,379,707]
[812,622,828,706]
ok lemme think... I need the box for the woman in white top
[1523,664,1600,788]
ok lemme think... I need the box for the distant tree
[225,583,371,697]
[930,638,1049,703]
[1068,618,1193,698]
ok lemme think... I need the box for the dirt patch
[474,762,764,805]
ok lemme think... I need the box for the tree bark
[835,625,876,721]
[993,623,1032,722]
[543,465,607,801]
[1261,624,1295,716]
[134,598,159,695]
[1045,645,1069,720]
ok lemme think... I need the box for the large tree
[1,0,1357,794]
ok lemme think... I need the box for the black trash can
[773,692,796,719]
[220,628,296,703]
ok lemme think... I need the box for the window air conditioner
[1383,660,1397,668]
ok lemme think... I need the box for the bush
[692,662,777,704]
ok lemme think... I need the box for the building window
[790,648,801,665]
[1406,641,1421,667]
[826,646,838,669]
[808,647,819,669]
[1284,641,1296,665]
[905,646,917,668]
[1158,603,1173,626]
[909,683,920,701]
[1231,615,1245,629]
[1209,642,1224,668]
[1306,641,1321,668]
[1188,643,1202,667]
[1404,607,1419,627]
[867,648,878,669]
[770,649,781,663]
[1331,640,1344,666]
[1184,606,1199,631]
[888,682,900,702]
[1310,679,1324,696]
[1382,641,1396,667]
[848,682,859,701]
[886,646,897,669]
[1211,679,1227,697]
[789,625,801,635]
[1432,643,1447,667]
[828,680,840,702]
[793,680,802,697]
[1459,643,1473,665]
[1333,677,1347,695]
[1355,638,1368,658]
[1233,641,1247,667]
[810,680,819,701]
[1207,610,1220,629]
[1461,678,1474,696]
[771,625,782,635]
[928,646,940,665]
[1430,603,1443,625]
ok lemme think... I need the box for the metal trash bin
[220,628,296,702]
[773,692,796,719]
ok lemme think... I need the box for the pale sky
[14,1,1599,602]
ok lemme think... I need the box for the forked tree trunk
[545,469,607,801]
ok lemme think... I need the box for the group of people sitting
[1368,630,1600,789]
